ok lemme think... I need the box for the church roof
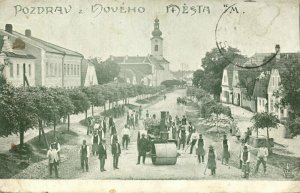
[108,55,166,71]
[253,73,270,98]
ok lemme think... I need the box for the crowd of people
[45,101,270,179]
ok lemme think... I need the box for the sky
[0,0,298,71]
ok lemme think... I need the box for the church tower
[151,18,163,59]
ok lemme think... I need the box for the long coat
[196,139,205,156]
[207,149,217,170]
[98,144,107,159]
[138,138,148,155]
[111,143,121,156]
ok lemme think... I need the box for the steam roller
[142,111,178,165]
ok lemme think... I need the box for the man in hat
[79,139,89,172]
[111,138,121,169]
[239,139,248,169]
[47,143,59,178]
[91,131,100,156]
[139,106,142,119]
[255,142,268,174]
[245,127,252,144]
[178,126,186,150]
[207,145,217,176]
[241,145,251,178]
[122,125,131,150]
[51,137,61,162]
[196,134,205,163]
[186,122,194,145]
[222,134,230,165]
[98,139,107,172]
[137,133,148,164]
[182,115,187,126]
[189,129,198,154]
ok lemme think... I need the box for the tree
[192,69,205,87]
[91,58,120,84]
[251,112,279,150]
[50,88,74,137]
[67,88,90,130]
[161,79,181,88]
[280,60,300,118]
[0,85,39,148]
[196,47,246,100]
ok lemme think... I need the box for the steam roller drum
[151,143,177,165]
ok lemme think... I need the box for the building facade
[107,18,175,87]
[81,59,98,87]
[0,24,83,88]
[0,35,36,87]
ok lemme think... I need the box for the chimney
[25,29,31,37]
[5,24,13,33]
[275,44,280,62]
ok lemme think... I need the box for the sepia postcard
[0,0,300,192]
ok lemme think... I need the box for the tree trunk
[266,127,272,154]
[54,118,56,138]
[92,105,94,116]
[38,125,41,142]
[19,126,24,148]
[85,110,87,120]
[39,119,49,149]
[67,114,70,131]
[256,128,259,138]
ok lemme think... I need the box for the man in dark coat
[196,134,205,163]
[98,139,107,172]
[207,145,217,176]
[222,134,230,165]
[79,139,89,172]
[111,138,121,169]
[137,133,148,164]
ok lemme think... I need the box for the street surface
[11,89,295,180]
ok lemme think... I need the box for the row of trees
[0,82,165,149]
[192,47,247,100]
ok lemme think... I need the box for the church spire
[152,18,162,37]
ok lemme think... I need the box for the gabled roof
[0,30,83,57]
[242,53,273,68]
[253,73,270,98]
[0,34,35,59]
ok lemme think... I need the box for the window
[29,64,31,76]
[67,64,70,75]
[77,65,80,76]
[270,99,274,111]
[17,64,20,76]
[9,63,13,77]
[64,64,66,75]
[259,99,261,106]
[155,45,158,51]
